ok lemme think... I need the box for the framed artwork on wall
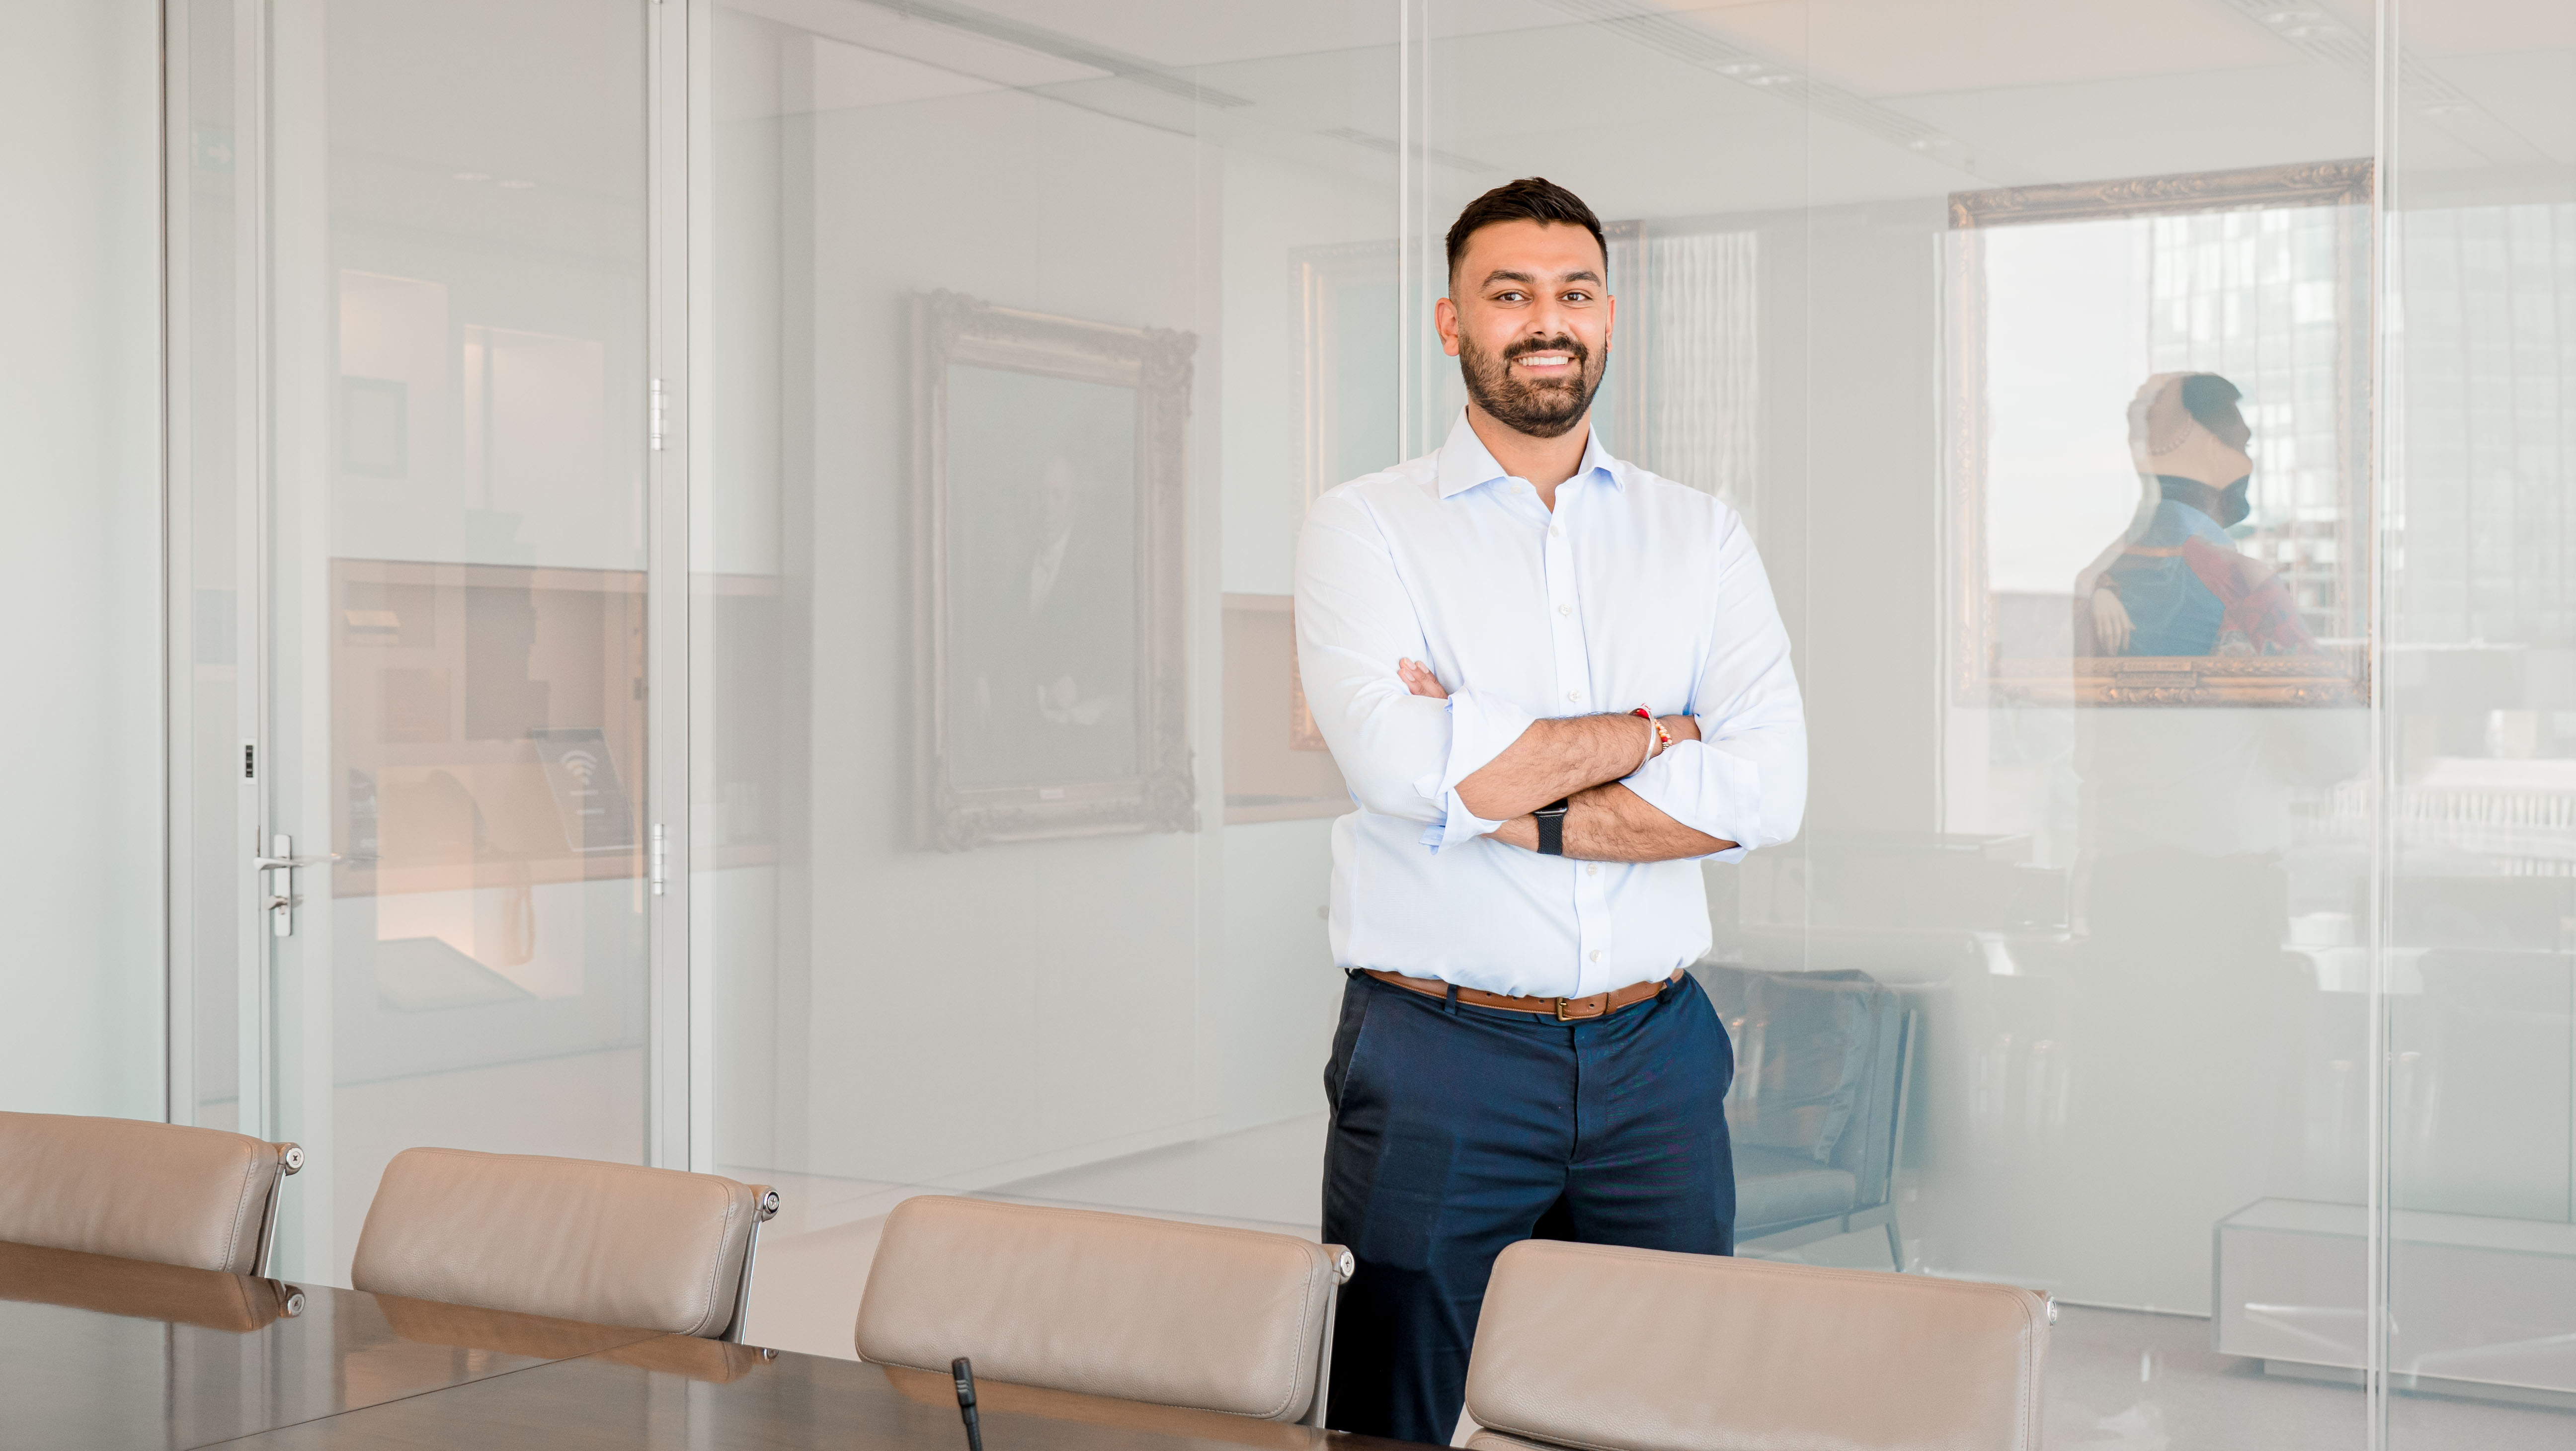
[1220,594,1347,825]
[1948,159,2374,707]
[910,290,1198,849]
[1291,240,1401,510]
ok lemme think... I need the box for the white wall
[0,0,165,1117]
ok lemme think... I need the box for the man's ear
[1435,296,1462,359]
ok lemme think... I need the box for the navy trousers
[1320,969,1735,1443]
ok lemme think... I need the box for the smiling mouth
[1513,351,1576,372]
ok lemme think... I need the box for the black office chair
[1694,964,1916,1269]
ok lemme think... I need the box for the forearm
[1454,712,1679,822]
[1489,782,1736,862]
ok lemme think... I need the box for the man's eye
[1494,290,1525,303]
[1563,291,1592,303]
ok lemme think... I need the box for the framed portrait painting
[911,290,1197,849]
[1948,159,2374,708]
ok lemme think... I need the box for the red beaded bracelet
[1631,706,1673,756]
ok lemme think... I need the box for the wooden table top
[0,1239,1431,1451]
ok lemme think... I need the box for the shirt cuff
[1410,689,1534,852]
[1623,739,1758,862]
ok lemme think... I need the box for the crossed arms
[1395,658,1731,862]
[1293,487,1807,868]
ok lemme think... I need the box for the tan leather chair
[1464,1241,2052,1451]
[0,1111,305,1277]
[855,1196,1355,1426]
[350,1147,779,1340]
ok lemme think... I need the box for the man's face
[1437,218,1613,441]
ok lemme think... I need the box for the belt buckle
[1554,995,1592,1022]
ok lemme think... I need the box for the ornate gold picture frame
[1949,160,2374,708]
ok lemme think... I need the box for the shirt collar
[1433,409,1623,499]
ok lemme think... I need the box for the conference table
[0,1239,1424,1451]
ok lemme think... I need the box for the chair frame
[251,1142,305,1280]
[722,1185,782,1344]
[1304,1247,1355,1427]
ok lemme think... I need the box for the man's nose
[1521,304,1578,343]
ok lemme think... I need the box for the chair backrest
[854,1196,1354,1426]
[1696,964,1909,1209]
[0,1111,303,1276]
[350,1147,778,1339]
[1465,1241,2050,1451]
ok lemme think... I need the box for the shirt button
[1558,604,1572,616]
[1589,949,1602,962]
[1549,525,1562,537]
[1565,691,1580,703]
[1587,864,1599,876]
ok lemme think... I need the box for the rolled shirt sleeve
[1416,688,1534,850]
[1619,509,1807,861]
[1295,486,1532,845]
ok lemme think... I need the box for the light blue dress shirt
[1294,412,1807,998]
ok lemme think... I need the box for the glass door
[172,0,677,1286]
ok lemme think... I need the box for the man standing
[1294,177,1806,1442]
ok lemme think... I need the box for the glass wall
[168,0,658,1285]
[2386,3,2576,1443]
[0,0,163,1120]
[699,1,2575,1442]
[286,0,655,1284]
[694,0,1397,1349]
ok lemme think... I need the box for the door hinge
[649,379,667,451]
[649,823,667,896]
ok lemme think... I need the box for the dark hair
[1445,178,1607,289]
[2179,373,2243,431]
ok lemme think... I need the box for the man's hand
[2090,588,2132,655]
[1397,658,1448,700]
[1490,782,1735,862]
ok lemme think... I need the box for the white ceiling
[717,0,2576,205]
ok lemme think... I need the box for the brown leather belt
[1363,968,1681,1022]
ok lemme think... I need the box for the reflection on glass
[330,561,644,1015]
[261,0,652,1283]
[2080,373,2295,659]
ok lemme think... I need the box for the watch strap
[1535,798,1570,856]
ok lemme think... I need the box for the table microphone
[952,1357,985,1451]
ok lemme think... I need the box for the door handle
[258,836,339,937]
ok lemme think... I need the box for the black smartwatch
[1534,797,1571,856]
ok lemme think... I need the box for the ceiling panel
[905,0,1398,67]
[1675,0,2300,97]
[2378,0,2576,56]
[1896,62,2380,187]
[2421,49,2576,168]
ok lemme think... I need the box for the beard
[1457,329,1605,440]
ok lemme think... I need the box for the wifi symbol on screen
[559,748,600,788]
